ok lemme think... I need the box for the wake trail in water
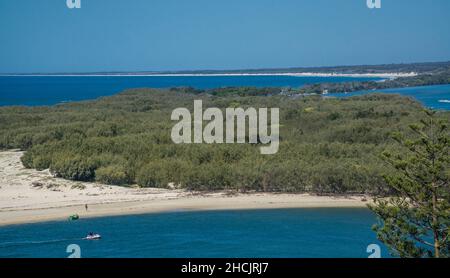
[0,238,81,248]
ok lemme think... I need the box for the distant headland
[2,61,449,77]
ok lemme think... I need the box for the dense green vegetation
[0,88,448,194]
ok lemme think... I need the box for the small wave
[438,99,450,103]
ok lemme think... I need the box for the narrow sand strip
[0,72,417,78]
[0,151,369,226]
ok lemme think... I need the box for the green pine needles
[369,111,449,258]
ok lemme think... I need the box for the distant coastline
[2,60,448,77]
[0,72,417,78]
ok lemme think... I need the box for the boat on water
[68,214,79,221]
[84,233,101,240]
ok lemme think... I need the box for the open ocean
[0,76,449,110]
[1,75,378,106]
[0,208,391,258]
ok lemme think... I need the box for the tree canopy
[0,89,448,194]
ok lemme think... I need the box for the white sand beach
[0,72,417,78]
[0,150,370,226]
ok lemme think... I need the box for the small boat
[84,233,101,240]
[68,214,79,221]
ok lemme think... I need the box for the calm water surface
[0,75,379,106]
[0,76,448,110]
[0,208,391,258]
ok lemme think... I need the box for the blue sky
[0,0,449,73]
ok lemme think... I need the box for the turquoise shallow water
[332,84,450,110]
[0,208,391,258]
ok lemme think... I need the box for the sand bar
[0,151,369,227]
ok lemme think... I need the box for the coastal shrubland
[0,88,448,194]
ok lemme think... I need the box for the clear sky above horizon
[0,0,449,73]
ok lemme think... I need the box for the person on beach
[85,204,88,211]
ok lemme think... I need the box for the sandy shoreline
[0,150,370,227]
[1,193,369,227]
[0,72,417,78]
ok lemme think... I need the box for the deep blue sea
[0,208,391,258]
[0,76,448,110]
[0,75,379,106]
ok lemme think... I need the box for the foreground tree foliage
[0,88,449,195]
[369,111,449,258]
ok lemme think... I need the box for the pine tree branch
[411,234,434,248]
